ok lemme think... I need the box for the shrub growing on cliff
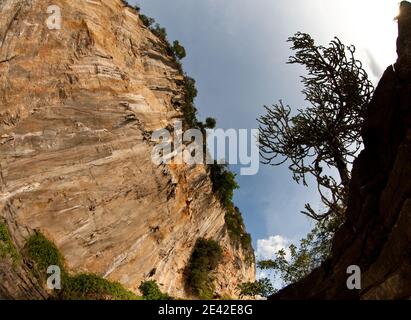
[181,76,200,128]
[151,24,168,42]
[172,40,187,60]
[185,238,223,299]
[139,280,172,300]
[204,117,217,129]
[225,206,252,250]
[140,14,155,28]
[209,163,239,208]
[208,164,254,260]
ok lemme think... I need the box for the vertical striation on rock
[271,1,411,300]
[0,0,255,299]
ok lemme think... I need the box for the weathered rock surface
[0,0,255,299]
[271,1,411,300]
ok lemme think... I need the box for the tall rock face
[272,1,411,300]
[0,0,255,299]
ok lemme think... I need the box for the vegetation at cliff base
[139,280,172,300]
[25,232,141,300]
[0,222,19,262]
[185,238,223,299]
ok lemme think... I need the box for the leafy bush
[140,14,155,28]
[225,207,250,245]
[151,24,168,42]
[172,40,187,60]
[0,222,19,262]
[181,76,200,128]
[25,232,64,271]
[204,117,217,129]
[185,238,223,299]
[139,280,172,300]
[258,217,338,286]
[209,163,239,208]
[25,232,140,300]
[208,164,254,260]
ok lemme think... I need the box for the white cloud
[256,235,289,261]
[255,235,292,289]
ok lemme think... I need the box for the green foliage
[25,232,140,300]
[172,40,187,60]
[181,76,200,128]
[140,14,155,28]
[257,32,374,288]
[209,163,239,208]
[25,232,64,271]
[151,23,168,42]
[238,278,275,298]
[205,117,217,129]
[208,164,254,259]
[139,280,172,300]
[259,216,340,287]
[185,238,223,299]
[225,206,252,250]
[0,222,19,262]
[121,1,140,13]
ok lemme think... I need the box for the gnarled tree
[254,32,374,288]
[259,32,373,222]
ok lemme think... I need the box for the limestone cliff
[0,0,255,299]
[272,1,411,300]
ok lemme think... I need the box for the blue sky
[130,0,399,260]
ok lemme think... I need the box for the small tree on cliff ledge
[255,32,374,289]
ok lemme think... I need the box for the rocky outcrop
[272,1,411,300]
[0,0,254,299]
